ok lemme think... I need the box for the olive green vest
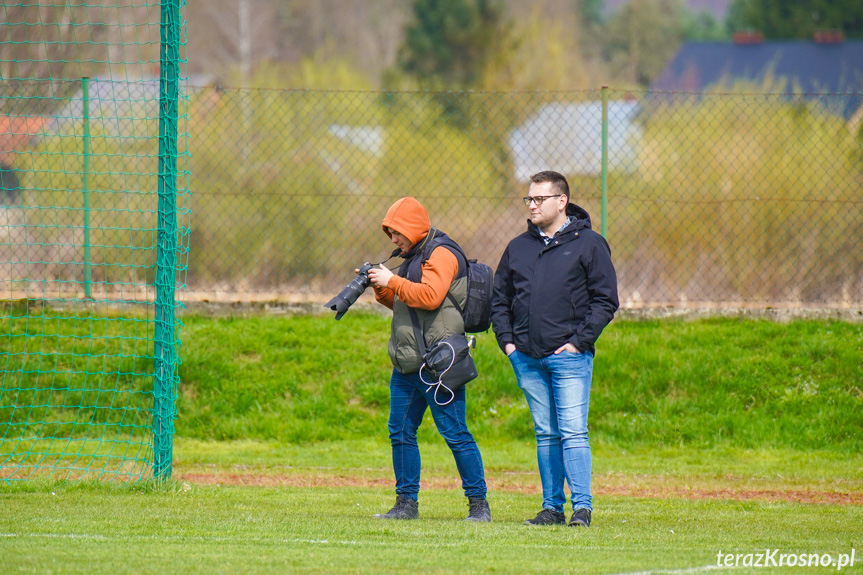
[388,274,467,374]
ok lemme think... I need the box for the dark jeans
[387,368,487,500]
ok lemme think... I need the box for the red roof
[0,116,47,165]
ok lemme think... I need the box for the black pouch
[419,334,478,406]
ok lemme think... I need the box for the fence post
[82,77,92,300]
[153,0,181,481]
[600,85,608,237]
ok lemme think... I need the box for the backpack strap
[410,229,467,350]
[415,230,467,316]
[445,292,464,316]
[421,229,466,278]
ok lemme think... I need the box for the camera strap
[372,252,406,273]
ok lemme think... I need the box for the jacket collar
[528,203,592,239]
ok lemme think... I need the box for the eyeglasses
[522,195,562,206]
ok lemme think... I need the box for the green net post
[153,0,182,481]
[81,77,92,300]
[2,0,189,484]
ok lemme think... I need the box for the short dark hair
[529,170,569,202]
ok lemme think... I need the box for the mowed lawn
[2,438,861,575]
[2,313,862,573]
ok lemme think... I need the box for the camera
[325,262,374,320]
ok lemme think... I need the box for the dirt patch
[179,298,863,322]
[174,471,863,505]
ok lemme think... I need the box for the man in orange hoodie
[365,196,491,522]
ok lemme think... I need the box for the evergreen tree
[726,0,863,39]
[604,0,688,86]
[579,0,605,27]
[396,0,510,89]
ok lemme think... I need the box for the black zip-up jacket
[491,203,619,358]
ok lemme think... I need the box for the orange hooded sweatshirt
[373,197,458,311]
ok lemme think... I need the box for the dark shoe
[569,508,591,527]
[523,508,566,525]
[464,497,492,522]
[373,494,419,520]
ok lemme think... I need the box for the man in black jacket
[491,170,618,528]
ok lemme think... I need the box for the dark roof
[652,41,863,119]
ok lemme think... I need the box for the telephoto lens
[325,262,374,320]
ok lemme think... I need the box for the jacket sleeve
[490,245,515,354]
[570,236,619,351]
[387,247,458,311]
[372,283,394,310]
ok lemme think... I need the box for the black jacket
[491,204,619,358]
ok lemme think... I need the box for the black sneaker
[523,508,566,525]
[569,508,591,527]
[373,494,419,520]
[464,497,492,522]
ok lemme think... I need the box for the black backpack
[421,234,493,334]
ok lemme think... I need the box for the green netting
[1,1,189,482]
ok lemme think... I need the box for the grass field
[2,313,862,573]
[1,438,861,575]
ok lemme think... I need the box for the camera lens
[325,264,373,320]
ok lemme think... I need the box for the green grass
[4,309,860,452]
[1,438,861,575]
[171,436,863,485]
[3,312,863,573]
[177,313,863,451]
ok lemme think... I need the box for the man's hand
[505,343,516,356]
[554,343,579,354]
[367,263,394,289]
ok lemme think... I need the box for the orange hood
[382,197,430,248]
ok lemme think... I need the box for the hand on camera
[367,263,393,288]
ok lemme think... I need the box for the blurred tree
[683,10,727,40]
[0,1,149,114]
[185,0,278,84]
[604,0,688,86]
[185,0,408,87]
[726,0,863,39]
[485,2,594,90]
[395,0,513,89]
[578,0,605,26]
[273,0,407,85]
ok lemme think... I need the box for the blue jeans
[509,349,594,513]
[387,369,487,500]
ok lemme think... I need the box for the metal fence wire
[8,86,863,308]
[184,86,862,308]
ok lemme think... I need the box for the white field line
[0,533,107,540]
[604,566,724,575]
[0,532,733,573]
[3,533,699,555]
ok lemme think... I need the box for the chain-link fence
[183,87,862,308]
[9,85,863,308]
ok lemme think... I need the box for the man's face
[388,227,412,253]
[526,181,565,229]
